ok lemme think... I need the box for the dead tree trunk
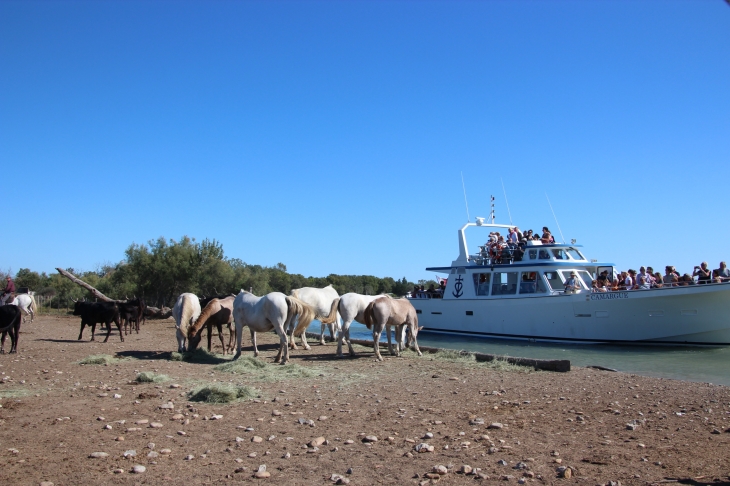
[55,268,120,303]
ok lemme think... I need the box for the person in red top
[2,276,15,304]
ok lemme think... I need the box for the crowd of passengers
[411,281,447,299]
[481,226,555,262]
[589,262,730,293]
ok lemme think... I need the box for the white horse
[233,290,316,365]
[336,293,391,357]
[289,285,340,347]
[172,293,201,352]
[363,296,422,361]
[1,293,37,324]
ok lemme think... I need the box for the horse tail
[363,300,376,330]
[288,296,316,337]
[318,297,340,325]
[188,299,218,339]
[29,294,37,314]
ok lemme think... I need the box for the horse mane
[288,296,317,337]
[290,289,299,299]
[188,298,220,339]
[317,297,340,325]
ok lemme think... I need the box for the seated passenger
[596,270,611,287]
[713,261,730,282]
[653,272,664,288]
[693,262,712,284]
[679,273,696,286]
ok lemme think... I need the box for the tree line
[6,237,433,307]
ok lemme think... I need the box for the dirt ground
[0,314,729,486]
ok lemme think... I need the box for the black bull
[0,305,22,354]
[72,301,124,342]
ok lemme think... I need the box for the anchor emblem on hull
[452,275,464,298]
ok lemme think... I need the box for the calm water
[307,321,730,386]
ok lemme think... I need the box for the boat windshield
[567,248,585,260]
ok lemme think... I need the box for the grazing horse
[7,293,37,324]
[0,305,22,354]
[172,293,202,353]
[233,290,316,365]
[363,297,422,361]
[336,293,391,357]
[187,295,236,354]
[289,285,340,347]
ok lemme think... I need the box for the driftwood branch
[55,268,120,303]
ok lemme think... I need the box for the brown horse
[363,297,422,361]
[187,296,236,354]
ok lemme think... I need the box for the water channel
[307,321,730,386]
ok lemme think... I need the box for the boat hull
[410,285,730,345]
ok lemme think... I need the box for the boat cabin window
[519,271,547,294]
[473,273,491,296]
[575,270,594,289]
[543,271,564,291]
[552,249,569,260]
[492,272,518,295]
[567,248,584,261]
[538,249,550,260]
[558,270,590,290]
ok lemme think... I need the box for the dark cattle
[118,300,141,335]
[0,305,22,354]
[72,300,124,342]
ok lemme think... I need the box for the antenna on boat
[489,195,495,223]
[461,172,471,222]
[501,178,513,226]
[545,193,565,243]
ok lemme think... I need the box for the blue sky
[2,0,729,281]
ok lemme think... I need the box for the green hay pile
[170,348,224,364]
[78,354,122,365]
[429,349,476,363]
[135,372,169,383]
[214,356,319,382]
[188,384,259,404]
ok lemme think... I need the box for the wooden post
[55,268,119,302]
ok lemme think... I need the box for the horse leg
[232,321,243,360]
[176,327,187,353]
[410,326,422,356]
[288,324,298,350]
[386,324,396,356]
[227,324,235,354]
[300,328,311,350]
[319,321,326,345]
[336,319,350,357]
[250,329,259,357]
[206,323,213,352]
[216,323,225,355]
[372,324,384,362]
[275,324,288,365]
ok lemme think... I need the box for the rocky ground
[0,314,729,486]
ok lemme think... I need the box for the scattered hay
[170,348,226,364]
[78,354,122,365]
[0,388,29,399]
[428,349,476,363]
[135,372,169,383]
[188,384,259,404]
[214,356,319,382]
[420,349,534,373]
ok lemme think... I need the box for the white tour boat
[408,220,730,345]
